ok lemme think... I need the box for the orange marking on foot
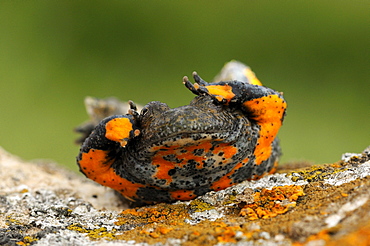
[205,84,235,103]
[105,117,133,143]
[243,95,287,165]
[78,148,144,199]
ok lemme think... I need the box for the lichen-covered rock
[0,146,369,245]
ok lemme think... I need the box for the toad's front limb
[184,72,287,165]
[77,112,146,202]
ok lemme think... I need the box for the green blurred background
[0,1,369,171]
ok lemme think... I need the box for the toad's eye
[141,107,149,116]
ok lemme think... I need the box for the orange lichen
[327,222,370,246]
[117,203,190,225]
[293,221,370,246]
[213,222,240,243]
[140,226,174,239]
[116,201,263,244]
[240,185,304,220]
[291,230,331,246]
[115,186,305,244]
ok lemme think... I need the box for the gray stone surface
[0,146,369,245]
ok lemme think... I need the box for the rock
[0,146,369,246]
